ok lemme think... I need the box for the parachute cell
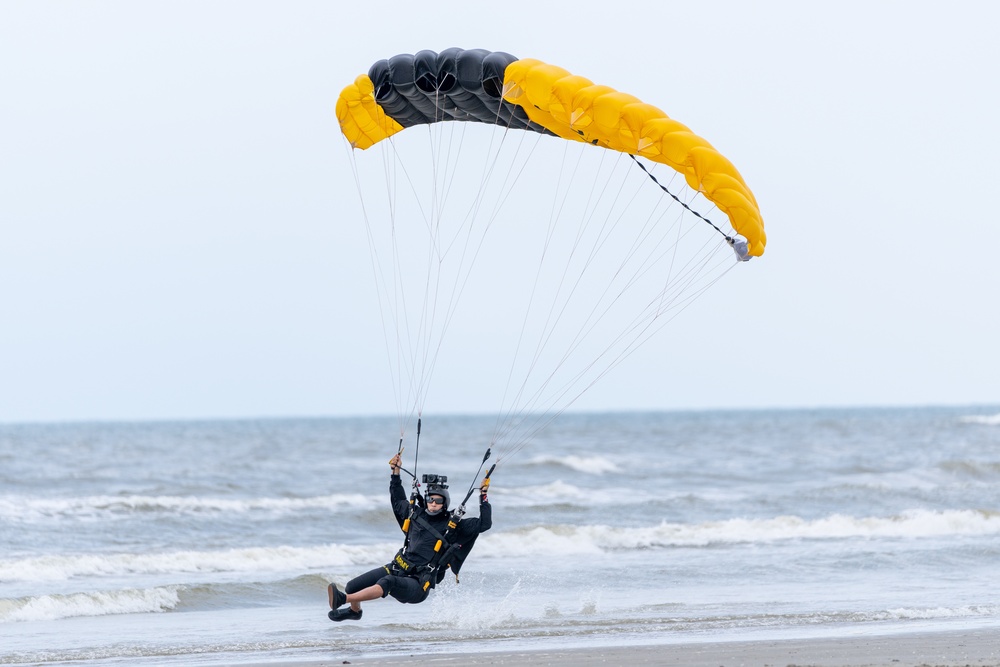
[336,48,766,257]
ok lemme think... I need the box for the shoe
[327,583,346,610]
[328,607,363,622]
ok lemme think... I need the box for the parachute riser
[412,417,423,494]
[398,419,425,539]
[457,449,495,516]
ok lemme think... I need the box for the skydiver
[326,452,492,621]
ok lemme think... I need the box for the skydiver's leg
[333,568,427,614]
[384,575,429,604]
[339,566,389,611]
[352,573,427,606]
[346,583,386,611]
[344,567,386,594]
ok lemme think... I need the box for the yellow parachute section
[336,75,405,150]
[501,59,764,257]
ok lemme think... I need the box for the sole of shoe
[328,608,362,622]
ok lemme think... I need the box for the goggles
[426,496,446,505]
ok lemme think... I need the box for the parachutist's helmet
[422,473,450,512]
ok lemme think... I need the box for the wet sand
[239,626,1000,666]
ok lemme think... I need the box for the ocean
[2,406,999,665]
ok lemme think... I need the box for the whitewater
[2,406,999,665]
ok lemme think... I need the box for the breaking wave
[523,455,621,475]
[0,492,381,522]
[960,412,1000,425]
[0,542,396,584]
[0,586,180,622]
[5,509,997,585]
[485,508,1000,555]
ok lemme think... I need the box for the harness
[391,505,471,592]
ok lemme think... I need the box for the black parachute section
[367,48,553,135]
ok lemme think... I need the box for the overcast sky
[2,1,998,423]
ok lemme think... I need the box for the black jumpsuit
[344,473,492,604]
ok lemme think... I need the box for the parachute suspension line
[492,142,622,444]
[492,263,735,466]
[420,118,520,376]
[369,106,543,425]
[361,136,432,430]
[408,89,459,419]
[492,139,585,440]
[373,121,474,423]
[487,144,607,449]
[414,123,447,417]
[495,288,728,464]
[491,147,654,450]
[413,119,501,417]
[344,140,411,431]
[390,140,436,429]
[408,123,549,424]
[488,151,739,463]
[404,115,536,419]
[365,100,540,430]
[524,151,651,370]
[417,122,498,414]
[383,141,420,428]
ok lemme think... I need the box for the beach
[233,628,1000,666]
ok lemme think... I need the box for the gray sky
[2,1,998,423]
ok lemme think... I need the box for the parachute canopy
[336,48,765,257]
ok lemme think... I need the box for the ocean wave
[482,508,1000,555]
[630,604,1000,632]
[874,604,1000,620]
[494,480,626,507]
[959,412,1000,425]
[938,460,1000,478]
[4,509,997,585]
[0,586,180,622]
[0,542,397,583]
[523,455,621,475]
[0,573,337,624]
[0,492,381,522]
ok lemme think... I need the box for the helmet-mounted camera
[421,473,447,487]
[421,473,450,509]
